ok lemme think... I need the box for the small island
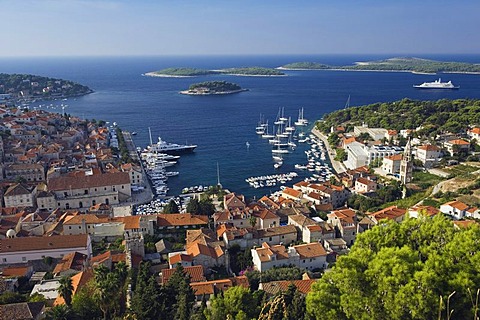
[217,67,285,76]
[180,81,248,95]
[145,66,284,77]
[144,68,218,77]
[0,73,93,103]
[278,57,480,74]
[277,62,330,70]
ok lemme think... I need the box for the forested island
[0,73,92,102]
[144,68,218,77]
[316,98,480,135]
[145,66,284,77]
[278,62,330,70]
[180,80,248,95]
[218,67,285,76]
[279,57,480,74]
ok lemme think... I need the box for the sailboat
[285,117,296,132]
[294,107,308,126]
[261,121,275,139]
[344,95,351,109]
[274,107,286,125]
[272,143,289,154]
[255,114,266,134]
[279,107,288,122]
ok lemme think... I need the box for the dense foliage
[130,263,196,320]
[345,57,480,73]
[151,68,218,76]
[316,98,480,136]
[307,214,480,320]
[188,81,242,92]
[280,57,480,73]
[220,67,285,76]
[0,73,92,100]
[280,62,330,69]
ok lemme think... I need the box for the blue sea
[1,54,480,198]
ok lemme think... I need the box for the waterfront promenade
[311,127,347,174]
[122,131,154,205]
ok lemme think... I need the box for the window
[79,226,81,229]
[69,226,72,230]
[84,190,88,195]
[2,258,6,262]
[269,237,272,241]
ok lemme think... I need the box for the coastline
[277,67,480,75]
[179,88,249,95]
[311,127,347,174]
[143,72,194,78]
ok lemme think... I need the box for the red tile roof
[261,279,317,295]
[48,172,130,191]
[161,265,205,284]
[0,235,89,253]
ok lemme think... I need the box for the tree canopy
[306,214,480,320]
[316,98,480,138]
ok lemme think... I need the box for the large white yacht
[413,78,459,89]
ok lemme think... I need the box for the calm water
[1,54,480,198]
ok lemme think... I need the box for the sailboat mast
[216,162,221,187]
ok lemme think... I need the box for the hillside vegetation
[0,73,92,100]
[150,68,218,76]
[219,67,285,76]
[188,81,242,92]
[307,215,480,320]
[280,57,480,73]
[316,98,480,136]
[280,62,330,69]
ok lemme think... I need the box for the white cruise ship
[413,78,459,89]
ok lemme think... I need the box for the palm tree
[45,305,72,320]
[58,276,74,306]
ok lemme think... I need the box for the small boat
[131,131,137,135]
[274,161,283,169]
[272,155,283,162]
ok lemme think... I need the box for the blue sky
[1,0,479,56]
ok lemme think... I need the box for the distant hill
[278,62,330,70]
[218,67,285,76]
[279,57,480,74]
[145,68,218,77]
[316,98,480,136]
[0,73,92,102]
[145,66,284,77]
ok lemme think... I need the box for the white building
[440,200,470,220]
[344,142,403,170]
[416,145,442,167]
[251,242,328,272]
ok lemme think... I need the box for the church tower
[400,138,413,185]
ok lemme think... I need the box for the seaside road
[311,127,347,175]
[122,131,154,205]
